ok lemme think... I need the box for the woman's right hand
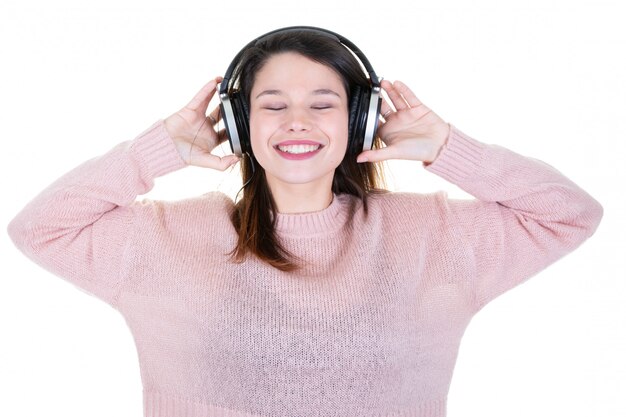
[164,76,240,170]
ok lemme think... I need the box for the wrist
[424,123,450,164]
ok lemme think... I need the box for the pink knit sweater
[7,120,603,417]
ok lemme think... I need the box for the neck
[267,179,334,214]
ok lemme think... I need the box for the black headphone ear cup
[231,91,251,154]
[348,86,362,155]
[348,85,361,143]
[347,85,371,155]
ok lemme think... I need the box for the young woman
[7,27,603,417]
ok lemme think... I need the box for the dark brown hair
[228,30,387,271]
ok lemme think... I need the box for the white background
[1,0,624,416]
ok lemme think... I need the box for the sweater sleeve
[424,125,604,311]
[6,120,187,307]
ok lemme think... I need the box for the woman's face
[249,52,349,193]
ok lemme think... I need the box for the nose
[284,107,312,132]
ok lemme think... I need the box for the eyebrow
[255,88,341,99]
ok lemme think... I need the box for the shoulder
[131,191,235,232]
[365,190,460,231]
[367,189,449,214]
[134,190,234,210]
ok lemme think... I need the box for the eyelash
[263,105,333,111]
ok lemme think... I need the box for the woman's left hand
[356,80,450,164]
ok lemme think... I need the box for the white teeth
[277,144,321,154]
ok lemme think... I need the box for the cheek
[249,114,273,152]
[331,114,350,148]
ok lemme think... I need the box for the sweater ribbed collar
[274,193,353,237]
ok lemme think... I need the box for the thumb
[356,147,398,163]
[191,153,240,171]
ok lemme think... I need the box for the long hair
[228,30,387,271]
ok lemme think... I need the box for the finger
[381,79,409,111]
[380,82,395,110]
[185,77,221,112]
[393,80,423,108]
[378,84,395,121]
[379,98,394,121]
[208,105,222,125]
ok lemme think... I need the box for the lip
[274,140,323,146]
[274,140,324,160]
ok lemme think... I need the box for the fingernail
[357,156,367,163]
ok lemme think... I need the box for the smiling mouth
[276,144,323,154]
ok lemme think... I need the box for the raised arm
[359,79,603,310]
[425,126,603,310]
[6,77,238,307]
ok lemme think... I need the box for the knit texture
[7,120,603,417]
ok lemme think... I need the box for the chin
[265,170,334,188]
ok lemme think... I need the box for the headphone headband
[219,26,380,96]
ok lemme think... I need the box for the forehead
[251,52,346,96]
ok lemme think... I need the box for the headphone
[218,26,382,157]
